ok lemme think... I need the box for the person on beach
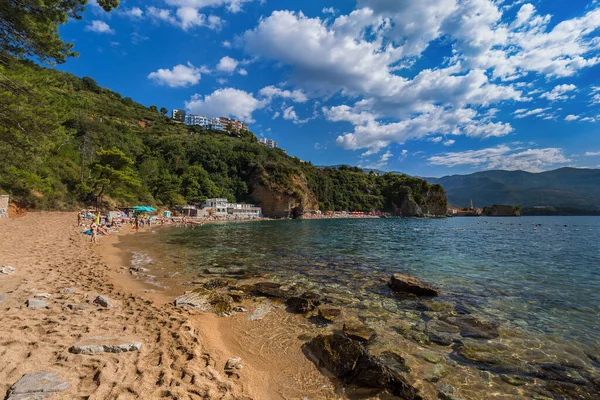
[77,213,82,226]
[134,215,139,231]
[90,221,98,244]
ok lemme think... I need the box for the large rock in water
[388,274,439,297]
[304,333,423,399]
[7,372,69,400]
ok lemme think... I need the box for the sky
[56,0,600,177]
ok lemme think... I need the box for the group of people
[78,211,119,244]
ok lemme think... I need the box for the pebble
[93,295,112,308]
[26,298,48,309]
[68,336,142,354]
[0,265,15,275]
[63,288,77,294]
[67,304,88,311]
[7,372,69,399]
[232,306,248,312]
[34,293,51,299]
[225,357,244,370]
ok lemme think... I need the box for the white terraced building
[186,198,262,218]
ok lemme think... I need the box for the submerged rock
[252,282,292,299]
[304,333,423,399]
[318,306,341,322]
[388,274,439,297]
[343,323,376,343]
[451,316,500,340]
[286,292,321,313]
[7,372,69,400]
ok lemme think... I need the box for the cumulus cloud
[540,84,577,101]
[121,7,143,18]
[185,88,266,122]
[282,106,310,124]
[443,139,456,146]
[259,86,308,103]
[217,56,238,72]
[428,145,571,172]
[239,3,600,152]
[322,7,338,15]
[565,114,580,121]
[85,20,115,34]
[165,0,257,13]
[147,6,222,30]
[148,62,204,87]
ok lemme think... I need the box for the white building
[259,137,278,149]
[199,198,262,218]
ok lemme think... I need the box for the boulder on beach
[68,336,142,354]
[93,295,112,308]
[388,274,439,297]
[343,323,376,343]
[304,333,423,399]
[286,292,321,313]
[318,306,341,322]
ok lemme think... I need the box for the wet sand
[0,212,338,399]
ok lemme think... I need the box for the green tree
[88,148,141,202]
[149,105,158,113]
[173,110,184,121]
[0,0,119,64]
[160,107,168,116]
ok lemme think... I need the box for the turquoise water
[125,216,600,398]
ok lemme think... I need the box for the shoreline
[1,212,321,399]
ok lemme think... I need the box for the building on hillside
[259,137,278,149]
[209,118,224,131]
[218,117,248,132]
[172,109,186,121]
[185,114,211,128]
[184,198,262,218]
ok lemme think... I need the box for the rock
[388,274,439,297]
[34,293,51,299]
[0,265,15,275]
[68,336,141,354]
[7,372,69,400]
[93,295,112,308]
[451,316,499,339]
[286,292,320,313]
[343,323,376,343]
[248,302,273,321]
[437,384,462,400]
[304,333,423,399]
[225,357,243,370]
[424,364,452,382]
[203,279,233,290]
[63,288,77,294]
[174,292,210,310]
[26,298,48,309]
[0,294,6,303]
[232,306,247,313]
[318,306,341,322]
[67,304,87,311]
[421,351,442,364]
[252,282,292,299]
[501,374,529,386]
[425,320,461,346]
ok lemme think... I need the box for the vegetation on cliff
[0,58,446,216]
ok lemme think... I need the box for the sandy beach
[0,212,337,399]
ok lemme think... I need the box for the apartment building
[259,137,278,149]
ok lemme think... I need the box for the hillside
[0,58,447,217]
[425,168,600,210]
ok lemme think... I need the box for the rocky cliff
[251,171,318,218]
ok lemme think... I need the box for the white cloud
[428,145,571,172]
[430,137,443,143]
[513,107,550,119]
[185,88,266,122]
[272,112,280,119]
[165,0,257,13]
[585,151,600,156]
[121,7,143,18]
[540,84,577,101]
[282,106,310,124]
[360,150,393,170]
[443,139,456,146]
[148,62,203,88]
[591,86,600,105]
[238,68,248,76]
[565,114,580,121]
[147,6,222,30]
[322,7,338,15]
[399,149,408,159]
[85,20,115,34]
[217,56,238,72]
[222,40,232,48]
[259,86,308,103]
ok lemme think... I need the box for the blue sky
[57,0,600,177]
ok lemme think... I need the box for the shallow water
[120,217,600,399]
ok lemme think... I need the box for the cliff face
[388,184,447,217]
[251,172,318,218]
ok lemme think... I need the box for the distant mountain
[424,168,600,210]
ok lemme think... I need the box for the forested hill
[0,59,447,217]
[425,168,600,210]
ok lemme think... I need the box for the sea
[119,216,600,399]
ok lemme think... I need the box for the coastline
[0,212,336,399]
